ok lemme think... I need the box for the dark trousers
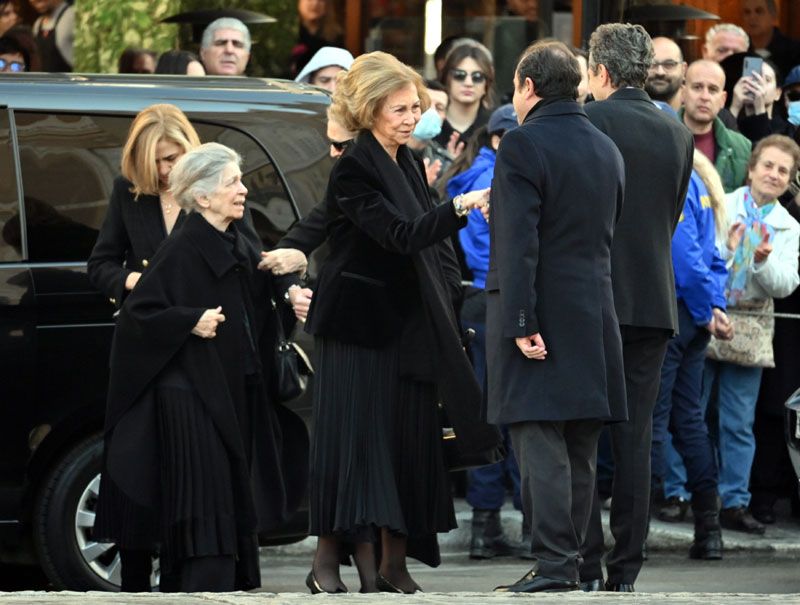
[651,301,718,495]
[581,325,670,585]
[510,419,603,582]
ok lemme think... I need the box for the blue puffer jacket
[447,147,495,289]
[673,170,728,325]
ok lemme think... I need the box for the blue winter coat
[672,170,728,325]
[447,146,495,289]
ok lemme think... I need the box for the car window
[14,113,129,263]
[0,110,22,262]
[194,123,296,248]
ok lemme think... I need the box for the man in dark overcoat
[486,40,627,594]
[580,23,694,592]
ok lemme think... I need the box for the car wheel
[32,434,155,591]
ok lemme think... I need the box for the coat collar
[522,98,585,124]
[181,212,251,278]
[605,87,652,103]
[727,186,797,230]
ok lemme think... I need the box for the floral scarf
[726,188,776,306]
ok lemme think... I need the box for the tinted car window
[15,113,129,263]
[0,110,22,262]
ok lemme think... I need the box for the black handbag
[439,402,506,471]
[271,299,313,403]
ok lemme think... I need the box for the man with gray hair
[200,17,251,76]
[703,23,749,64]
[580,23,694,593]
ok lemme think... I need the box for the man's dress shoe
[580,578,604,592]
[494,570,579,593]
[605,582,635,592]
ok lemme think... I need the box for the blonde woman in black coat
[304,51,501,595]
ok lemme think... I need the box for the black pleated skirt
[309,337,456,567]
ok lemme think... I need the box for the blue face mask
[413,107,443,141]
[788,101,800,127]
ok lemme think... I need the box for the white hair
[169,143,242,212]
[705,23,750,49]
[201,18,252,52]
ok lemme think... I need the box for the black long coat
[486,99,628,424]
[87,176,186,307]
[584,88,694,332]
[305,130,502,456]
[96,212,307,574]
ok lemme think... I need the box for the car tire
[32,434,121,591]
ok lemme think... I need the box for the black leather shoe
[580,578,604,592]
[657,496,690,522]
[305,571,347,594]
[375,574,421,594]
[495,570,578,593]
[605,582,635,592]
[720,506,766,535]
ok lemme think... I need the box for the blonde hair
[693,149,727,239]
[121,104,201,198]
[330,51,430,133]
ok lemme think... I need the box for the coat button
[142,259,149,268]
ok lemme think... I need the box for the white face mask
[788,100,800,126]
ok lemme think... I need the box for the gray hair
[588,23,654,89]
[704,23,750,49]
[169,143,242,212]
[201,18,252,52]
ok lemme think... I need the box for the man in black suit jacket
[487,40,627,594]
[580,23,694,592]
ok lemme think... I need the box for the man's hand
[258,248,308,275]
[726,222,746,252]
[288,286,313,322]
[446,131,465,158]
[754,232,772,264]
[711,308,734,341]
[423,157,442,186]
[192,306,225,338]
[515,333,547,360]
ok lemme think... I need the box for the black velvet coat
[305,130,502,457]
[486,99,628,424]
[96,212,307,579]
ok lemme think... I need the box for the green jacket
[680,111,752,193]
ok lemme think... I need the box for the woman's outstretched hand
[258,248,308,275]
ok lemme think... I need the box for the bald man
[680,60,751,192]
[645,37,687,111]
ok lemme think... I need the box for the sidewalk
[267,498,800,557]
[0,590,798,604]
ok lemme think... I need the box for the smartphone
[742,56,763,79]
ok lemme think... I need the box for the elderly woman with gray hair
[94,142,307,592]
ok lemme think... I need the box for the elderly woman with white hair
[94,143,308,592]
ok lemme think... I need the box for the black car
[0,73,331,591]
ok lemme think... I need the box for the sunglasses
[329,139,353,152]
[0,58,24,73]
[450,69,486,84]
[787,90,800,102]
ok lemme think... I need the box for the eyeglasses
[0,58,25,73]
[450,69,486,84]
[786,90,800,102]
[329,139,353,152]
[649,60,680,72]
